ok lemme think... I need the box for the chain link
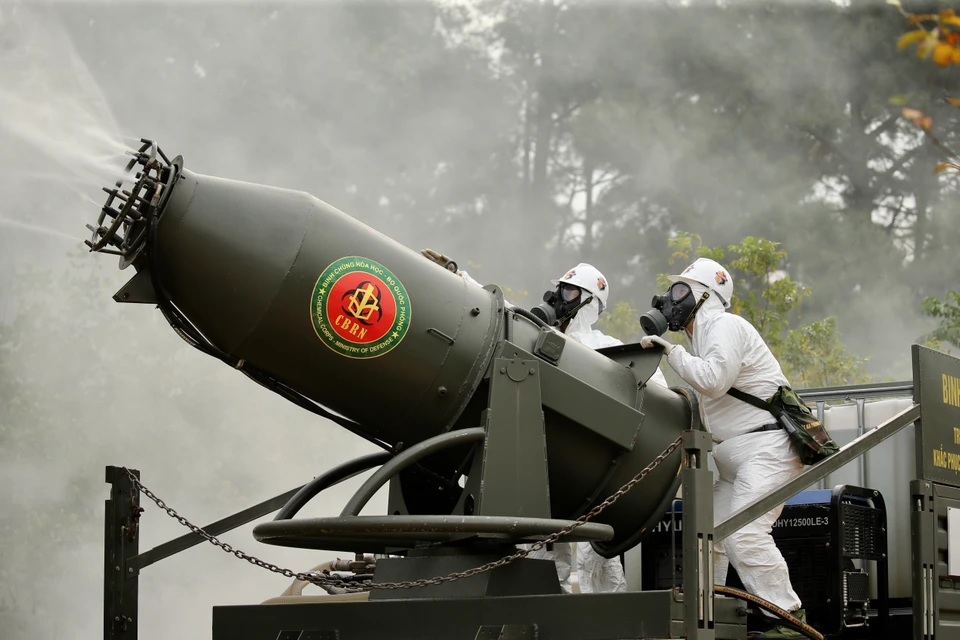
[121,434,683,591]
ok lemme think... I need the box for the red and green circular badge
[310,257,411,359]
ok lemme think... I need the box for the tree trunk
[521,92,533,187]
[519,0,559,274]
[581,154,595,262]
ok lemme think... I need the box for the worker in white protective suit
[420,250,668,594]
[638,257,806,639]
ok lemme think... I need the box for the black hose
[341,428,486,517]
[274,452,393,521]
[511,307,551,329]
[714,585,823,640]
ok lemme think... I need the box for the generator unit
[641,485,890,637]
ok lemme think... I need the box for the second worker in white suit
[421,250,668,594]
[639,257,806,639]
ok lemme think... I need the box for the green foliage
[597,300,645,343]
[782,318,871,388]
[921,290,960,352]
[654,232,723,294]
[502,286,530,307]
[725,237,812,354]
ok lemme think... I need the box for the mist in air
[1,0,956,638]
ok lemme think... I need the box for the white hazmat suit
[458,262,668,593]
[646,258,803,614]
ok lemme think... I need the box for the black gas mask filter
[530,284,593,328]
[639,281,710,336]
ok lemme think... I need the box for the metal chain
[122,434,683,591]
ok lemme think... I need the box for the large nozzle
[89,140,693,555]
[86,140,180,269]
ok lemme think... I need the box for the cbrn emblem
[310,257,411,359]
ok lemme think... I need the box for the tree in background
[888,1,960,354]
[598,233,870,388]
[921,291,960,351]
[448,0,954,380]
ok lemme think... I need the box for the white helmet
[551,263,610,312]
[667,257,733,309]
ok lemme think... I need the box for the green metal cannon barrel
[154,168,500,447]
[91,143,691,554]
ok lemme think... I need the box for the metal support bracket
[538,362,642,450]
[478,357,551,518]
[912,479,935,640]
[112,267,159,304]
[681,430,715,640]
[104,466,141,640]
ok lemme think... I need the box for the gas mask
[530,284,593,327]
[639,281,710,336]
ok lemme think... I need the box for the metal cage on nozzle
[86,139,177,269]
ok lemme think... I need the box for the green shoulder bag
[727,385,840,466]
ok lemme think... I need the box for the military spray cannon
[88,140,695,559]
[94,141,960,640]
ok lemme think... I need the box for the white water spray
[0,216,79,243]
[0,3,131,204]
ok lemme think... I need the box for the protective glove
[420,248,459,273]
[640,334,675,355]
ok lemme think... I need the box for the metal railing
[795,381,913,490]
[715,403,921,540]
[797,380,913,402]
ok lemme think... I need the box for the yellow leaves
[907,14,938,26]
[934,162,960,173]
[947,96,960,107]
[898,29,929,49]
[889,95,908,105]
[902,107,933,130]
[918,31,940,59]
[933,42,956,66]
[905,9,960,25]
[895,8,960,67]
[943,8,960,28]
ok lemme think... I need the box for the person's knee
[725,530,777,566]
